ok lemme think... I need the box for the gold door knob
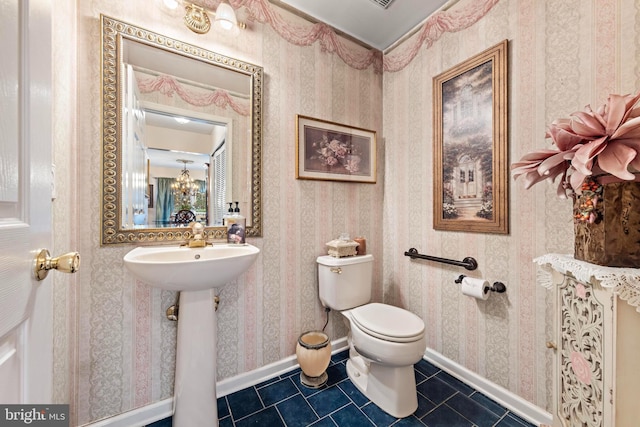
[546,341,557,350]
[166,305,179,321]
[34,249,80,281]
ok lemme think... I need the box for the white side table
[535,254,640,427]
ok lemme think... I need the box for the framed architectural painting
[432,40,508,234]
[296,115,376,183]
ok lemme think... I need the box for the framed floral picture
[296,115,377,183]
[432,39,509,234]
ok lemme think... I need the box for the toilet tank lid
[316,254,373,266]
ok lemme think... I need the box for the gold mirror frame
[100,15,262,245]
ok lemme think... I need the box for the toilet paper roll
[461,276,490,300]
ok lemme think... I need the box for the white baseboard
[217,337,348,397]
[424,348,552,427]
[82,337,348,427]
[81,399,173,427]
[83,340,551,427]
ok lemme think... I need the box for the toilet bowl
[316,255,427,418]
[342,303,426,418]
[345,303,426,365]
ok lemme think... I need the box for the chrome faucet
[183,222,210,248]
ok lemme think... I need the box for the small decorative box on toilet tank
[326,233,359,258]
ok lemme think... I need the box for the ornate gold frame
[100,16,263,245]
[432,39,508,234]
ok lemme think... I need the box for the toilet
[317,254,426,418]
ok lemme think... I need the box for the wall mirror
[101,15,262,244]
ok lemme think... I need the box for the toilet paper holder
[455,275,506,293]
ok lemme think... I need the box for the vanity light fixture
[162,0,180,9]
[174,117,190,124]
[184,3,212,34]
[212,1,239,34]
[164,0,246,35]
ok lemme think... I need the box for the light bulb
[163,0,179,10]
[213,2,238,32]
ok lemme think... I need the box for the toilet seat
[350,303,425,343]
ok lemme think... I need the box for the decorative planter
[296,331,331,388]
[574,179,640,267]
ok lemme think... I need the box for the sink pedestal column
[173,289,218,427]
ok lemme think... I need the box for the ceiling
[144,110,222,170]
[277,0,451,51]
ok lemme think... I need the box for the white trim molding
[83,340,551,427]
[81,399,173,427]
[424,348,552,426]
[82,338,348,427]
[217,337,348,397]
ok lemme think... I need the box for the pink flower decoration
[512,92,640,197]
[344,156,361,173]
[570,351,592,384]
[575,283,587,299]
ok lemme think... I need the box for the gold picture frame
[296,115,377,183]
[433,40,508,234]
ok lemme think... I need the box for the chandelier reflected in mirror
[172,159,200,209]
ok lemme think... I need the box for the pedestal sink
[124,244,260,427]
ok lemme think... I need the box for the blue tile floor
[148,350,536,427]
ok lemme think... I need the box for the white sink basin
[124,244,260,291]
[124,243,260,426]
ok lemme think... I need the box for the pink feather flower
[512,92,640,197]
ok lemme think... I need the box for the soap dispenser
[222,202,233,226]
[226,201,246,244]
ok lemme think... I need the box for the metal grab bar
[404,248,478,271]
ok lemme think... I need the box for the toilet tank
[317,254,373,310]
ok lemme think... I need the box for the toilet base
[346,355,418,418]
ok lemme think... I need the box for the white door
[0,0,62,404]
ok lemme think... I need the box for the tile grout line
[150,354,537,427]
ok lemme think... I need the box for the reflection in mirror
[141,107,230,227]
[101,16,262,244]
